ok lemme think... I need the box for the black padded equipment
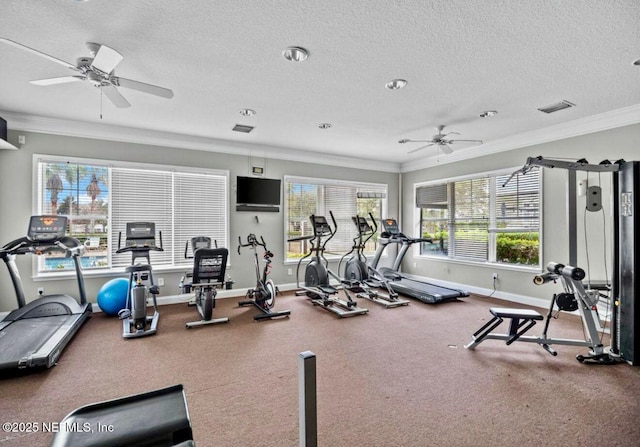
[50,384,194,447]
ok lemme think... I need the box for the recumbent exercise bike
[179,237,230,328]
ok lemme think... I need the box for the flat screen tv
[0,116,18,150]
[236,176,281,212]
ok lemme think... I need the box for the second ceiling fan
[399,125,483,154]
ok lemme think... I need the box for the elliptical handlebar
[287,235,314,242]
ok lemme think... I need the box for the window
[284,176,387,261]
[416,167,540,267]
[36,156,228,275]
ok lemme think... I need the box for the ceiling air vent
[537,100,575,114]
[232,124,254,133]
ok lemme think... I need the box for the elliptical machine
[288,211,368,318]
[338,213,410,308]
[116,222,163,339]
[237,234,291,321]
[179,237,230,329]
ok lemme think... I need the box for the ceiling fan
[399,125,483,154]
[0,38,174,108]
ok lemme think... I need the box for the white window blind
[35,155,229,275]
[111,168,173,268]
[284,176,387,260]
[173,172,228,265]
[416,167,541,267]
[451,178,489,260]
[493,168,540,232]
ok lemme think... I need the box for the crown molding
[3,104,639,175]
[0,111,401,173]
[399,104,640,173]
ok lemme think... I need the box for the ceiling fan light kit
[400,124,483,155]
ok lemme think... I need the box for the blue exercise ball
[97,278,129,316]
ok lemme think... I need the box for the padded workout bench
[465,307,543,350]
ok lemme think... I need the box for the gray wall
[0,130,399,311]
[401,123,640,305]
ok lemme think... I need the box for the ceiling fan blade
[90,43,123,74]
[439,143,454,154]
[408,143,435,154]
[0,38,76,70]
[113,77,174,99]
[101,84,131,108]
[448,139,484,144]
[30,75,84,86]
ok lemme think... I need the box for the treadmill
[0,215,92,371]
[370,218,469,304]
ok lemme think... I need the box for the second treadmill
[370,218,468,304]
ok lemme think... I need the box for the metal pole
[568,170,577,266]
[298,351,317,447]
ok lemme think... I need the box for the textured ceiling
[1,0,639,172]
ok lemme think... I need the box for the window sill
[33,264,195,282]
[415,254,540,273]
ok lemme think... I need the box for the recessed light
[479,110,498,118]
[282,47,309,62]
[239,109,256,116]
[385,79,407,90]
[318,123,332,129]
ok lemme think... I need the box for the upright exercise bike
[179,237,230,328]
[238,234,291,321]
[288,212,368,318]
[116,222,163,339]
[338,213,410,308]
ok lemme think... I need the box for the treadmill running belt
[389,277,467,304]
[0,315,73,369]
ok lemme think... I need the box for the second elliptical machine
[288,211,368,318]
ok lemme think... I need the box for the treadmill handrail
[1,235,87,307]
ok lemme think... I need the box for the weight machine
[467,156,640,365]
[465,262,614,363]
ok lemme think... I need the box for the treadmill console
[381,218,400,235]
[311,215,332,236]
[27,215,67,242]
[125,222,157,248]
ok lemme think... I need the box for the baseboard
[92,280,550,314]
